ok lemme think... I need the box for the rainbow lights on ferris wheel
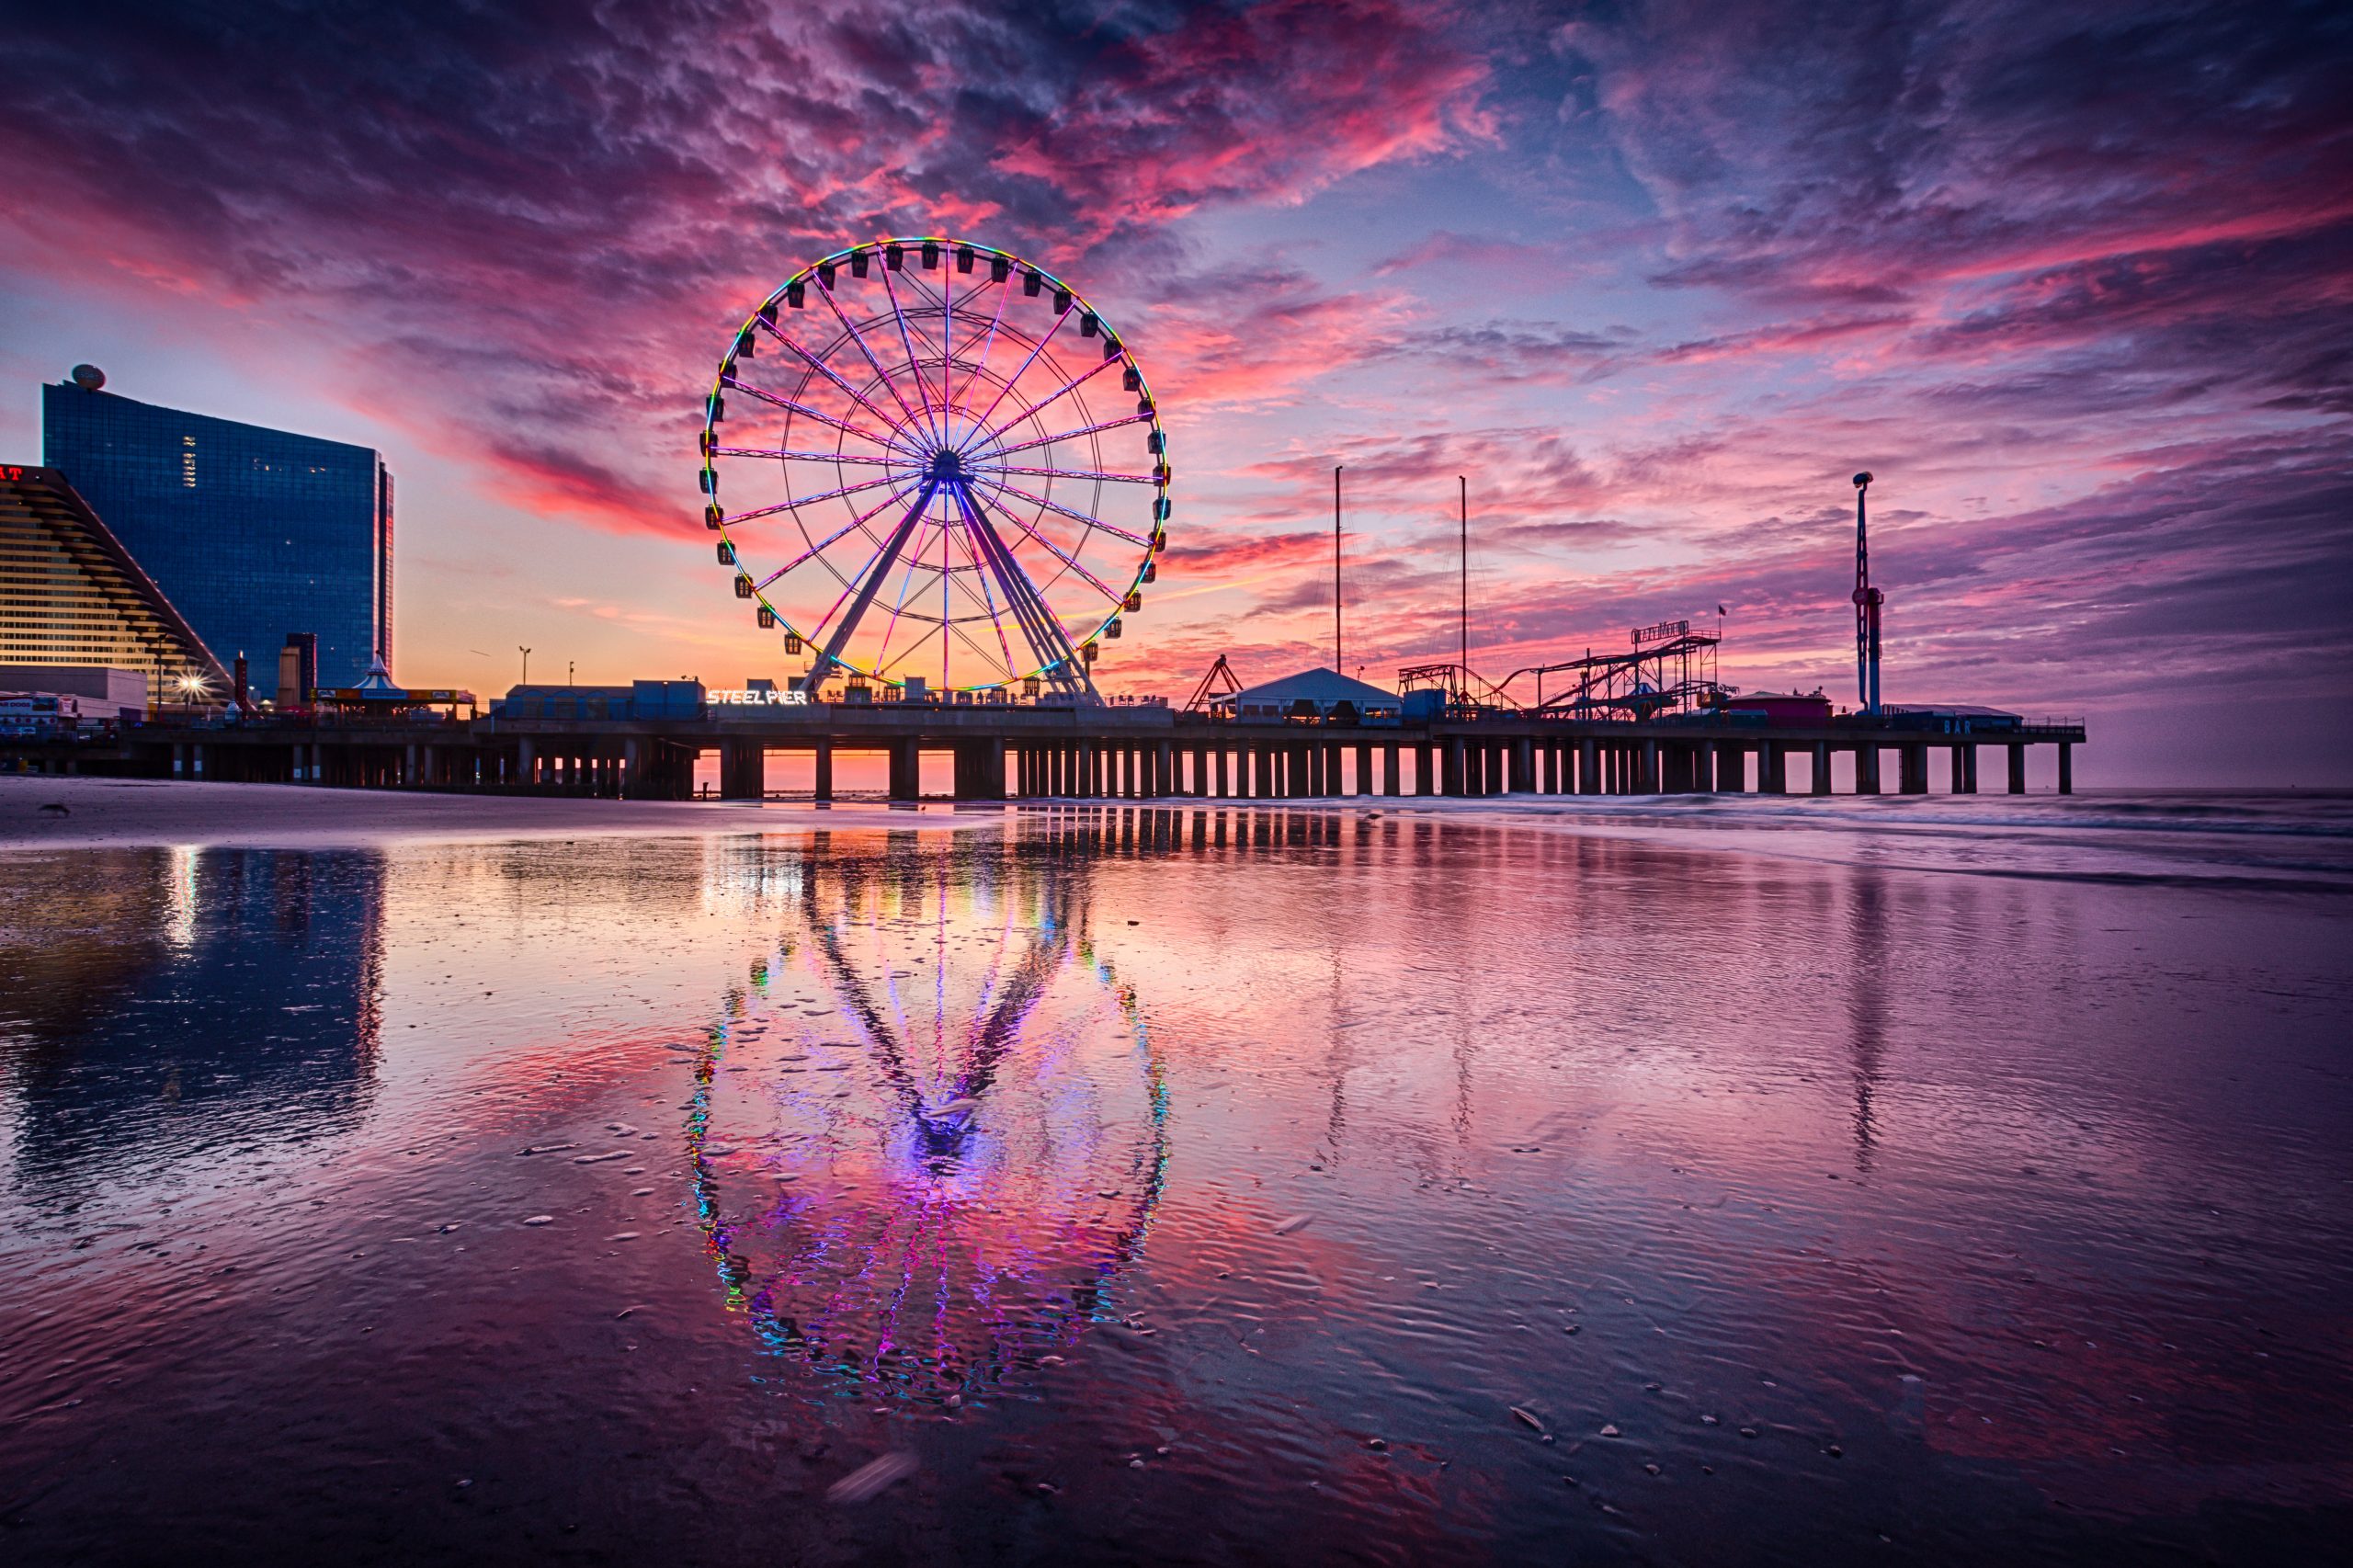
[699,237,1170,700]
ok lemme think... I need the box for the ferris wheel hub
[926,448,968,480]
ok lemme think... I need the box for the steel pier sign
[710,688,811,707]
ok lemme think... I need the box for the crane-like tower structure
[1852,471,1882,716]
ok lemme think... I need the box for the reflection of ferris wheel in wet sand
[699,237,1171,702]
[685,850,1169,1404]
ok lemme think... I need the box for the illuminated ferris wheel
[698,237,1171,702]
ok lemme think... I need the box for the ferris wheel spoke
[976,475,1151,549]
[925,597,1010,688]
[949,275,1015,446]
[949,481,1086,680]
[938,270,954,439]
[722,374,903,451]
[939,515,1022,683]
[713,499,794,528]
[976,461,1160,486]
[756,482,923,590]
[878,626,964,688]
[971,411,1153,462]
[751,321,915,446]
[868,520,941,679]
[870,596,939,684]
[878,266,948,447]
[725,471,906,526]
[956,478,1123,603]
[803,479,939,688]
[953,521,1021,679]
[713,446,908,469]
[963,352,1122,455]
[953,301,1077,447]
[813,276,931,439]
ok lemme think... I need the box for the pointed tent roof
[346,653,408,701]
[1224,666,1400,709]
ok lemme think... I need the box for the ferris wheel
[699,237,1171,701]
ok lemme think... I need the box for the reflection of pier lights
[1846,869,1889,1174]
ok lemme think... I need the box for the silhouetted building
[278,631,318,706]
[0,664,150,720]
[42,378,392,698]
[0,462,226,696]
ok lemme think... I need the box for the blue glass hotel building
[43,380,392,699]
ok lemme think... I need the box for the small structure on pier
[1723,690,1834,727]
[1218,667,1401,722]
[1402,619,1723,721]
[319,655,475,719]
[1183,654,1244,713]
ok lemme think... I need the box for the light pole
[1458,476,1469,702]
[518,645,531,687]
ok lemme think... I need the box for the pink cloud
[994,0,1488,232]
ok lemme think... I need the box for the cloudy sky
[2,0,2346,782]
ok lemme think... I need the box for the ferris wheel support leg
[804,479,939,694]
[949,478,1103,706]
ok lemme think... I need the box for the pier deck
[5,705,2086,800]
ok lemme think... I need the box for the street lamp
[518,645,532,687]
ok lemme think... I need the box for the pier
[6,703,2085,800]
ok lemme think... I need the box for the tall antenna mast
[1459,476,1469,701]
[1851,471,1881,715]
[1333,465,1343,672]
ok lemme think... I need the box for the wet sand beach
[3,791,2348,1564]
[0,775,990,850]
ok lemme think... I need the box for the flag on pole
[1716,603,1726,616]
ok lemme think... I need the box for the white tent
[1220,666,1401,721]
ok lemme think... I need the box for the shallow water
[3,795,2349,1564]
